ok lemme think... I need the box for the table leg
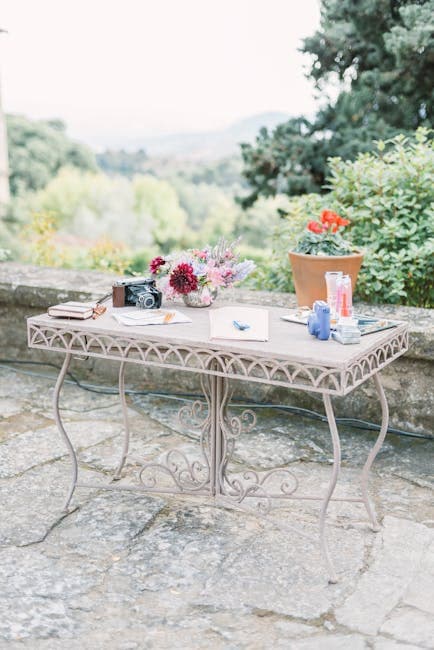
[213,375,226,497]
[114,361,130,479]
[360,373,389,532]
[320,393,341,584]
[53,353,77,512]
[208,374,218,495]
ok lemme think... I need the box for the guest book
[209,307,269,341]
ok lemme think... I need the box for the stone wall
[0,262,433,435]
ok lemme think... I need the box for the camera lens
[137,293,156,309]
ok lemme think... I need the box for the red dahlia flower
[169,263,198,294]
[149,256,166,274]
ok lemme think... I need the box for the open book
[209,307,269,341]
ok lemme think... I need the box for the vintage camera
[112,277,162,309]
[307,300,330,340]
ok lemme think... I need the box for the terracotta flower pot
[288,251,364,308]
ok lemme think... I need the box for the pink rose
[207,267,225,287]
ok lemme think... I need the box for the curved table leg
[53,353,77,512]
[320,394,341,584]
[114,361,130,480]
[361,373,389,532]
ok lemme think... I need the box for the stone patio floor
[0,363,433,649]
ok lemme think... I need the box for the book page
[209,307,269,341]
[112,308,192,326]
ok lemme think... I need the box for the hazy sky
[1,0,320,146]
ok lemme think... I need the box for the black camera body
[112,277,162,309]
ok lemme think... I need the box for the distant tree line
[96,149,148,177]
[96,150,246,191]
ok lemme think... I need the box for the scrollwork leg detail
[139,447,210,491]
[320,393,341,584]
[53,353,77,512]
[216,381,298,510]
[178,374,211,431]
[139,374,212,493]
[114,361,130,480]
[360,373,389,532]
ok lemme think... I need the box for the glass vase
[182,286,217,308]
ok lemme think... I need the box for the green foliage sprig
[295,230,354,256]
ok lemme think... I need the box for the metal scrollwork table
[27,304,408,583]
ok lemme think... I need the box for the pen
[163,312,175,323]
[233,320,250,331]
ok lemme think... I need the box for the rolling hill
[121,112,289,160]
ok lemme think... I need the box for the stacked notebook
[48,302,95,319]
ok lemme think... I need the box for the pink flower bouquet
[149,239,256,304]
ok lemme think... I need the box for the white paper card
[209,307,269,341]
[112,308,192,327]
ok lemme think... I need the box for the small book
[48,301,95,319]
[209,307,269,341]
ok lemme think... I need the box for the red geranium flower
[320,210,350,233]
[149,256,166,274]
[320,209,339,225]
[169,263,198,294]
[307,221,324,234]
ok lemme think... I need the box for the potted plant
[288,210,364,307]
[149,238,256,307]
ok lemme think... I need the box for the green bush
[0,220,14,261]
[126,247,159,275]
[330,129,434,307]
[265,129,434,307]
[18,168,190,254]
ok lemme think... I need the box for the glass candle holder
[325,271,342,325]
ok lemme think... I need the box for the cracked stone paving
[0,364,433,649]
